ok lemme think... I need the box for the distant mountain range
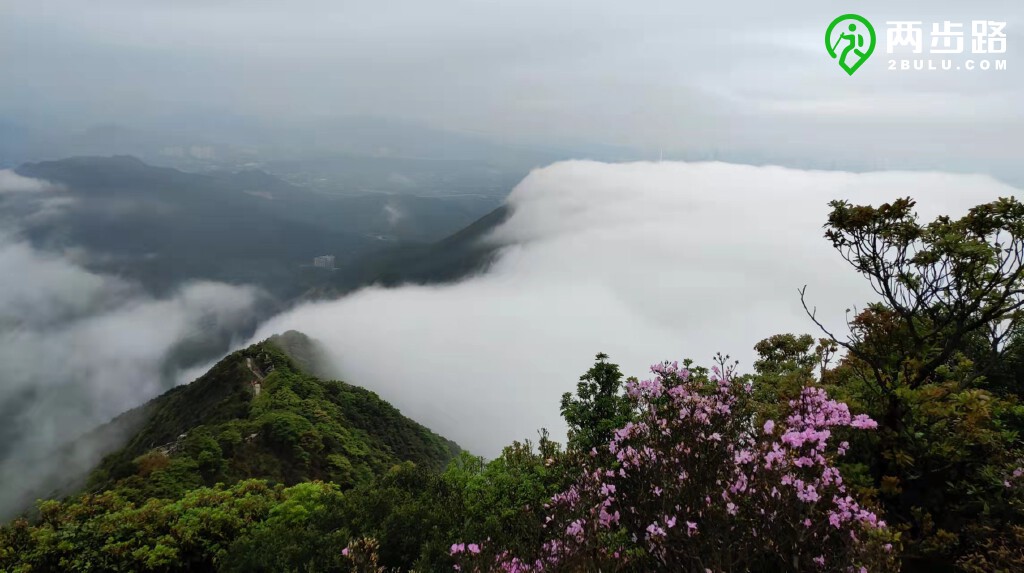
[0,115,636,173]
[6,155,504,299]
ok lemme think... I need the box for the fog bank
[0,174,263,517]
[252,161,1019,455]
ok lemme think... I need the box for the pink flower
[453,360,888,572]
[566,520,584,540]
[850,414,878,429]
[598,507,620,528]
[646,522,667,540]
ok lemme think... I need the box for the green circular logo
[826,14,876,76]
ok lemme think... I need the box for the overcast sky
[1,0,1021,178]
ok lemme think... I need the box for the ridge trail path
[246,357,264,396]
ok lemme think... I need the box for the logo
[826,14,877,75]
[885,20,1007,72]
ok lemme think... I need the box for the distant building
[313,255,336,269]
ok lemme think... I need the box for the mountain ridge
[85,330,461,503]
[7,330,460,519]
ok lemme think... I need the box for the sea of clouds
[250,160,1022,455]
[1,160,1017,511]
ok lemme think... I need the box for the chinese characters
[886,20,1007,55]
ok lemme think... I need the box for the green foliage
[0,480,282,573]
[560,353,634,454]
[222,481,350,573]
[451,435,564,562]
[751,333,817,420]
[336,462,462,569]
[819,196,1024,391]
[77,340,459,509]
[807,196,1024,570]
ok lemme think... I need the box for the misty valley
[0,147,517,519]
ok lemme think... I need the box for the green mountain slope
[336,205,509,290]
[84,332,460,503]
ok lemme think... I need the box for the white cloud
[250,160,1021,456]
[384,201,405,226]
[0,236,262,517]
[0,170,63,193]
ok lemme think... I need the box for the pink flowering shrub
[454,360,898,572]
